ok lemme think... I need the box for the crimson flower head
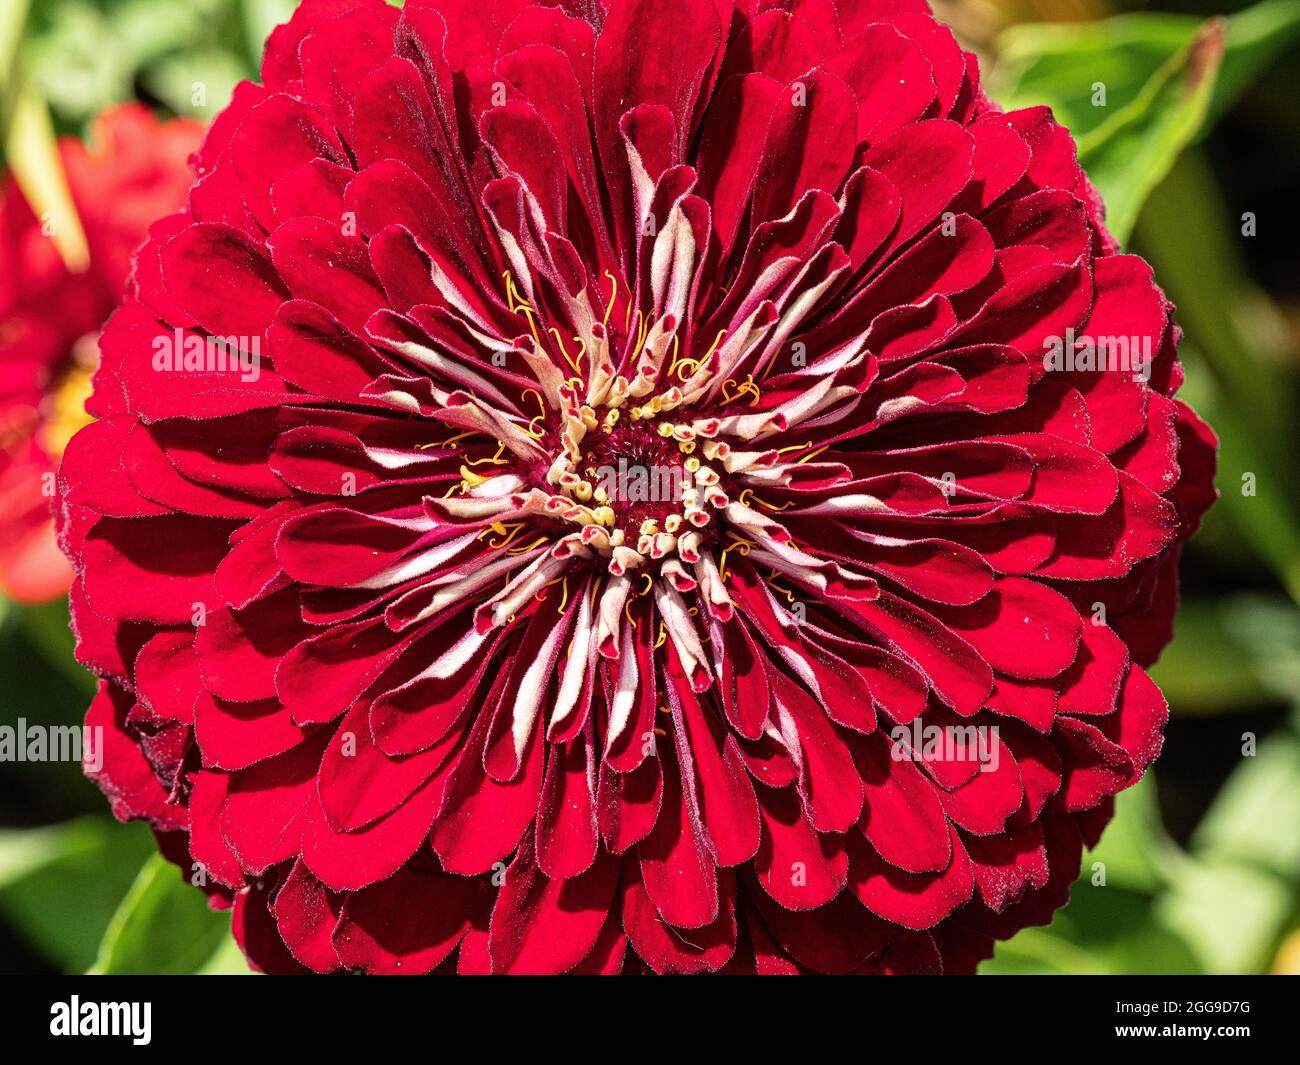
[59,0,1217,974]
[0,104,201,602]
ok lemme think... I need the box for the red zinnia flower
[0,104,201,602]
[58,0,1217,974]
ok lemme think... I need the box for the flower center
[39,333,98,460]
[545,408,732,553]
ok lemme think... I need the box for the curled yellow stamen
[738,488,796,512]
[720,375,760,407]
[548,327,582,376]
[503,270,540,316]
[717,535,755,582]
[629,310,651,364]
[508,535,549,556]
[503,271,544,350]
[465,442,507,467]
[766,572,798,603]
[522,388,546,419]
[666,334,683,376]
[603,270,619,327]
[758,340,796,382]
[485,522,525,550]
[423,429,476,451]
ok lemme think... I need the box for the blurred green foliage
[0,0,1297,976]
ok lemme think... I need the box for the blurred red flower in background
[0,104,201,602]
[57,0,1216,974]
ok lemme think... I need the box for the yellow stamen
[717,535,755,582]
[766,572,798,603]
[629,310,650,364]
[465,442,507,467]
[507,535,549,556]
[603,270,619,327]
[483,522,524,549]
[503,270,539,316]
[720,375,760,407]
[503,271,545,351]
[38,347,94,459]
[666,334,684,376]
[738,487,795,512]
[522,388,547,419]
[548,327,583,376]
[423,429,476,451]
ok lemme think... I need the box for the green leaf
[1156,857,1293,974]
[1150,595,1300,712]
[1202,0,1300,125]
[239,0,297,69]
[989,0,1300,244]
[1053,883,1204,975]
[0,0,29,87]
[1189,731,1300,880]
[4,87,89,270]
[22,0,252,127]
[1085,776,1173,892]
[0,817,154,972]
[991,0,1300,136]
[197,933,255,975]
[984,925,1109,975]
[1074,20,1224,245]
[142,47,246,121]
[992,14,1199,141]
[90,852,232,975]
